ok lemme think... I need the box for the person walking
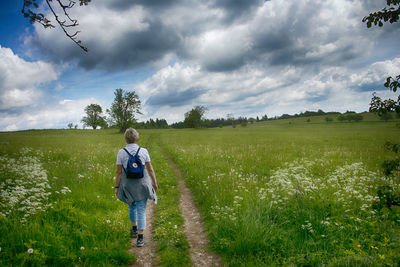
[115,128,158,247]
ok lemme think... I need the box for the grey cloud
[105,0,183,11]
[354,83,387,92]
[31,17,181,71]
[209,0,264,22]
[146,87,205,107]
[30,0,400,74]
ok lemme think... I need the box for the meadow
[1,114,400,266]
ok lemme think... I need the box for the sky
[0,0,399,131]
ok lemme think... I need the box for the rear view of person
[115,128,158,247]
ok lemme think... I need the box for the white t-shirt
[116,143,150,168]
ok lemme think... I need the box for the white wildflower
[27,248,34,254]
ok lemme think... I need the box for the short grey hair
[124,128,139,144]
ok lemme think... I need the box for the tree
[184,106,207,128]
[364,1,400,114]
[108,89,142,133]
[226,113,236,128]
[67,122,73,129]
[364,1,400,210]
[22,0,91,52]
[81,103,106,129]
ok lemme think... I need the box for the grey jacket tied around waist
[117,168,157,205]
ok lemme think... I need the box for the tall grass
[0,130,143,266]
[160,121,400,266]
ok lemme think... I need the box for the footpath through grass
[150,137,191,266]
[160,120,400,266]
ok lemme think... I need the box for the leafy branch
[362,0,400,27]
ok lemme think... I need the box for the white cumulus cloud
[0,46,57,110]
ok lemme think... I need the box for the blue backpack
[123,147,145,179]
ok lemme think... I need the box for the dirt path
[129,136,158,267]
[129,199,158,267]
[161,147,222,267]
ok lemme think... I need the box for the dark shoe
[130,226,138,238]
[137,234,145,247]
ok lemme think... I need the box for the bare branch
[45,0,88,52]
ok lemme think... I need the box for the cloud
[135,56,400,123]
[0,46,57,111]
[0,97,102,131]
[27,0,399,74]
[9,0,399,128]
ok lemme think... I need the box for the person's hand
[115,188,119,196]
[152,183,158,192]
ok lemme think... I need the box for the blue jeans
[129,198,147,230]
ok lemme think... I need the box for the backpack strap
[123,147,141,157]
[123,148,133,157]
[134,147,141,157]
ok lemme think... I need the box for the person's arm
[146,161,158,191]
[115,164,123,196]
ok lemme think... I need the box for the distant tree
[261,114,268,121]
[248,117,256,124]
[184,106,207,128]
[256,116,260,122]
[347,114,363,122]
[22,0,90,51]
[74,124,78,129]
[337,114,346,122]
[108,89,142,133]
[171,121,184,129]
[380,112,394,121]
[227,113,236,128]
[67,122,74,129]
[81,103,106,130]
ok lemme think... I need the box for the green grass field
[1,115,399,266]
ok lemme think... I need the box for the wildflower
[27,248,34,254]
[106,219,111,223]
[174,225,178,229]
[80,246,85,250]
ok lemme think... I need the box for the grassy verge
[149,138,191,266]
